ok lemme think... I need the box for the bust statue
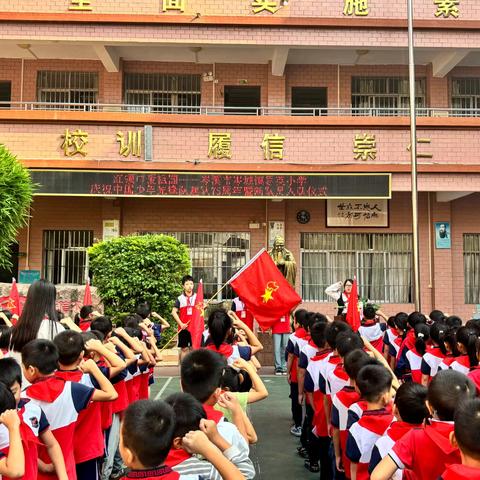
[268,235,297,287]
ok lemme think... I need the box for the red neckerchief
[26,376,66,402]
[124,465,179,479]
[56,369,83,382]
[386,421,421,442]
[308,339,318,349]
[79,319,91,332]
[362,319,377,327]
[397,329,416,360]
[205,343,234,358]
[424,420,457,455]
[164,448,192,467]
[310,348,332,362]
[295,328,308,339]
[441,464,480,480]
[454,355,471,368]
[202,404,224,424]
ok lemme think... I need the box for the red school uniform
[0,399,49,480]
[205,343,252,365]
[345,408,394,480]
[405,346,426,384]
[286,328,308,384]
[441,464,480,480]
[438,354,456,372]
[175,293,197,332]
[468,366,480,393]
[383,327,402,358]
[358,320,386,353]
[389,420,461,480]
[25,376,94,480]
[231,297,254,332]
[450,355,471,375]
[271,314,291,335]
[122,465,201,479]
[326,363,349,398]
[331,386,361,479]
[421,346,446,382]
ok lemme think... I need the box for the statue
[268,235,297,287]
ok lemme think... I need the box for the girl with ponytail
[404,323,430,383]
[468,336,480,393]
[451,327,479,374]
[421,322,447,385]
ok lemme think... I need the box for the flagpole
[407,0,421,311]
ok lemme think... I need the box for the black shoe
[297,446,309,458]
[304,460,320,473]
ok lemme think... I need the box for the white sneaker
[290,425,302,437]
[274,369,283,376]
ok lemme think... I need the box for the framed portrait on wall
[435,222,451,249]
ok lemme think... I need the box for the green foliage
[0,144,35,269]
[88,235,191,342]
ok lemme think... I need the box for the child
[371,370,476,480]
[404,323,430,383]
[331,350,377,479]
[440,398,480,479]
[285,309,308,437]
[358,306,387,353]
[165,392,255,479]
[180,349,251,452]
[0,383,25,479]
[231,295,255,332]
[451,326,478,374]
[383,313,407,370]
[22,339,116,480]
[74,305,95,332]
[345,364,394,480]
[172,275,197,363]
[368,383,428,479]
[119,399,245,480]
[421,322,447,385]
[0,358,67,480]
[53,331,123,480]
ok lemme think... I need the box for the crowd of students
[286,307,480,480]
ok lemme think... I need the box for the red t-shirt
[441,464,480,480]
[271,315,291,334]
[122,465,181,479]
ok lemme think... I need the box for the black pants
[289,382,303,428]
[300,403,314,449]
[308,432,333,480]
[76,458,100,480]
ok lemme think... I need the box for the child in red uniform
[420,322,447,385]
[346,365,394,480]
[450,326,478,375]
[0,358,67,480]
[368,382,428,479]
[22,339,117,480]
[371,369,476,480]
[440,398,480,480]
[331,350,377,479]
[358,306,387,353]
[404,323,430,383]
[231,296,254,332]
[119,399,245,480]
[53,331,124,480]
[285,309,308,437]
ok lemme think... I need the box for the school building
[1,0,480,319]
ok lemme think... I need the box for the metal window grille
[451,78,480,116]
[301,233,413,303]
[124,73,201,114]
[464,234,480,303]
[138,232,250,300]
[43,230,93,285]
[351,77,426,116]
[36,71,98,109]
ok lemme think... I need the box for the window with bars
[43,231,93,285]
[351,77,426,116]
[301,233,412,303]
[451,78,480,116]
[37,71,98,108]
[464,234,480,303]
[124,73,201,113]
[139,232,250,300]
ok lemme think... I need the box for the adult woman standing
[325,279,354,317]
[9,279,64,357]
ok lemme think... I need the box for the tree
[88,234,191,324]
[0,144,35,269]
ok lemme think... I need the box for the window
[224,86,261,115]
[351,77,426,116]
[301,233,412,303]
[464,234,480,303]
[291,87,327,116]
[451,78,480,116]
[37,71,98,109]
[139,232,250,300]
[0,81,11,109]
[124,73,201,113]
[43,230,93,285]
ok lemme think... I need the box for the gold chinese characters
[261,134,286,160]
[434,0,460,18]
[353,133,377,161]
[162,0,185,12]
[117,130,142,158]
[252,0,281,14]
[68,0,92,10]
[208,133,232,159]
[61,129,89,157]
[343,0,369,16]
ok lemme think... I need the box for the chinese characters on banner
[353,133,377,161]
[327,199,388,227]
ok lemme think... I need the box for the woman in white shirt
[325,279,354,316]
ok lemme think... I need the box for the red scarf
[26,376,66,402]
[202,404,224,424]
[164,448,191,467]
[205,343,234,358]
[295,328,308,339]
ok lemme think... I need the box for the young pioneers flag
[83,277,92,306]
[229,249,302,331]
[7,278,21,317]
[346,277,361,332]
[190,279,205,349]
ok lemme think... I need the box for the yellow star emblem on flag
[261,281,280,303]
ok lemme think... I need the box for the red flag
[6,278,21,317]
[346,277,361,332]
[189,280,205,349]
[83,278,92,306]
[229,249,302,331]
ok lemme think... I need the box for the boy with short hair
[358,307,387,353]
[345,365,394,480]
[172,275,197,363]
[371,370,476,480]
[119,399,245,480]
[21,339,117,480]
[0,358,67,480]
[440,398,480,479]
[165,392,255,479]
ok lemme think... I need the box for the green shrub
[0,144,35,269]
[88,234,191,345]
